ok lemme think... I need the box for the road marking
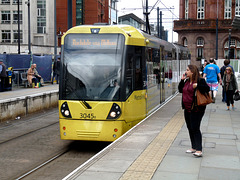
[119,109,184,180]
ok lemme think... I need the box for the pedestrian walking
[220,59,235,103]
[201,59,209,75]
[52,57,60,84]
[0,59,7,92]
[178,65,210,157]
[203,58,222,103]
[223,67,238,110]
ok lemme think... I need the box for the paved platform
[0,84,59,121]
[0,83,59,101]
[63,85,240,180]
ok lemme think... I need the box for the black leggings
[226,90,234,106]
[184,110,205,151]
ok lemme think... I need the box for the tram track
[15,141,110,180]
[0,121,59,145]
[16,149,69,180]
[0,108,110,180]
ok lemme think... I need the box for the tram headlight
[107,103,121,120]
[110,111,116,118]
[64,110,70,116]
[61,102,72,118]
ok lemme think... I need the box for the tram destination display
[65,34,124,50]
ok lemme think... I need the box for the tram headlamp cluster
[61,102,72,118]
[107,103,121,119]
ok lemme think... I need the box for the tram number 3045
[80,113,96,119]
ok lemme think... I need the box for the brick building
[57,0,117,46]
[174,0,240,66]
[0,0,117,54]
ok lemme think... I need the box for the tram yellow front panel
[59,90,147,142]
[59,119,127,142]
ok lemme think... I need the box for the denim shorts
[207,82,218,91]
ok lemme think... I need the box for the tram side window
[135,56,142,90]
[125,46,145,99]
[146,48,160,87]
[126,55,133,98]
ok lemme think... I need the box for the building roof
[118,13,145,24]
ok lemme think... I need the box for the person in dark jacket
[178,65,210,157]
[223,67,238,110]
[52,58,60,84]
[0,59,7,92]
[220,59,235,103]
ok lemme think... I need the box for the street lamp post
[17,0,20,54]
[216,0,218,60]
[54,0,57,61]
[68,0,72,29]
[26,0,31,54]
[228,29,231,59]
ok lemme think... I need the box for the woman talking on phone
[178,65,210,157]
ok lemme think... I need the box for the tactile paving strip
[119,109,184,180]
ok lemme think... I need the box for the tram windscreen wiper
[82,101,92,109]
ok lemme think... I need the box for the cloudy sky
[117,0,179,42]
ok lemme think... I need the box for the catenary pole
[216,0,218,60]
[54,0,57,61]
[18,0,20,54]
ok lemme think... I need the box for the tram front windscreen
[60,34,125,101]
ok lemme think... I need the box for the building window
[197,37,204,47]
[37,0,46,34]
[224,38,240,58]
[225,0,232,19]
[183,38,188,47]
[2,30,11,43]
[111,0,116,9]
[76,0,83,25]
[236,0,240,16]
[185,0,189,19]
[13,11,22,24]
[1,11,11,24]
[1,0,10,4]
[197,37,204,59]
[197,48,203,59]
[13,30,22,43]
[12,0,22,4]
[197,0,205,19]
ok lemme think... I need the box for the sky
[117,0,179,42]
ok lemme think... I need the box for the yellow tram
[59,24,190,142]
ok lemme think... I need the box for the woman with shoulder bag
[223,67,238,111]
[178,65,210,157]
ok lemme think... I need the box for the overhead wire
[149,0,161,13]
[159,1,179,19]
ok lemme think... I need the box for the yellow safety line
[119,109,185,180]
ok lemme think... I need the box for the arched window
[197,38,204,47]
[197,37,204,59]
[224,38,240,59]
[183,38,188,47]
